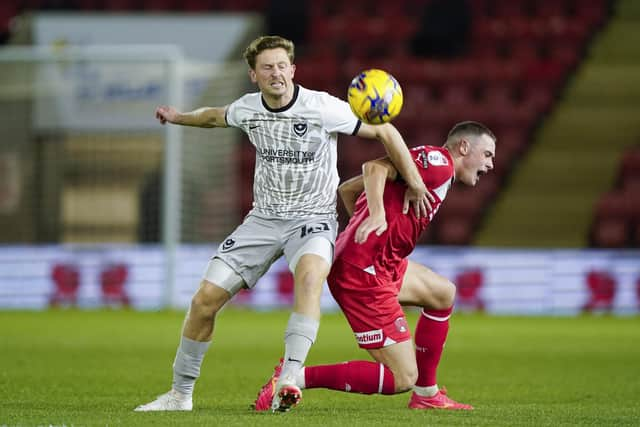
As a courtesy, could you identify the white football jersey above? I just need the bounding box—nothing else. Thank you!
[226,85,360,219]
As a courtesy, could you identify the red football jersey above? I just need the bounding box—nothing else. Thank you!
[336,145,454,279]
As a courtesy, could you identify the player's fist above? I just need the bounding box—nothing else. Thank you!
[155,105,179,125]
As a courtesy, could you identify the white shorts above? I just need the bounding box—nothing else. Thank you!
[202,213,337,292]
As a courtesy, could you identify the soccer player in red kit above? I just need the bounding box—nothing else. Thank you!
[254,121,496,411]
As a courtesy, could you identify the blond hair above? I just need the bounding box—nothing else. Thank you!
[243,35,295,69]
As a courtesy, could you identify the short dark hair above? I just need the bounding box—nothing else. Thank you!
[243,35,295,70]
[446,121,496,145]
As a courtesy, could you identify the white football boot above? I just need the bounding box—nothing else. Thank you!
[270,375,302,413]
[134,389,193,412]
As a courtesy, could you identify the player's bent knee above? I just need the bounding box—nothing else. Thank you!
[406,264,457,310]
[423,276,456,310]
[441,279,456,308]
[393,367,418,392]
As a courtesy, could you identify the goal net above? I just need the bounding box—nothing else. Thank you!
[0,45,247,245]
[0,45,251,306]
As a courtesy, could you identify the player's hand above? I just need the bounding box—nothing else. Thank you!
[155,105,179,125]
[402,185,435,218]
[355,212,387,244]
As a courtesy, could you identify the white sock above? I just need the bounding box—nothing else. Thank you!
[280,312,319,381]
[172,336,211,395]
[414,384,439,397]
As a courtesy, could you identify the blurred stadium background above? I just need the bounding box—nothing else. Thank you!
[1,1,640,426]
[0,0,639,311]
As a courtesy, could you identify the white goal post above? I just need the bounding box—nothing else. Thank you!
[0,44,246,307]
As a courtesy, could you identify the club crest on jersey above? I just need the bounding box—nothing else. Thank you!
[427,151,448,166]
[293,121,308,137]
[221,238,235,251]
[395,316,409,333]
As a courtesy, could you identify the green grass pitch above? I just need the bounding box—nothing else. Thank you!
[1,309,639,426]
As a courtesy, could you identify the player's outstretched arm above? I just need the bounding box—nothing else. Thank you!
[356,122,433,217]
[155,105,228,128]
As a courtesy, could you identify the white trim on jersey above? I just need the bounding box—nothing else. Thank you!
[432,178,452,202]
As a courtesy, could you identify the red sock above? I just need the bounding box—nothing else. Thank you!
[304,361,395,394]
[414,306,453,387]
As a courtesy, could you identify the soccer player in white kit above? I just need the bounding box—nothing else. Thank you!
[135,35,431,413]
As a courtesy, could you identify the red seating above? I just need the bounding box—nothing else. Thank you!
[308,16,345,47]
[575,1,609,27]
[592,219,628,248]
[475,173,500,202]
[591,145,640,247]
[215,0,267,11]
[492,0,530,19]
[547,16,590,45]
[591,189,640,248]
[0,3,17,38]
[477,59,522,85]
[338,138,388,179]
[491,141,519,177]
[521,84,554,114]
[341,57,375,84]
[438,185,487,218]
[440,83,475,108]
[623,174,640,191]
[294,57,340,89]
[140,0,178,11]
[403,59,448,87]
[303,0,605,246]
[411,127,447,148]
[103,0,139,11]
[442,60,484,86]
[620,147,640,184]
[238,139,255,171]
[595,191,633,221]
[237,139,255,216]
[181,0,217,11]
[483,83,517,109]
[535,1,571,19]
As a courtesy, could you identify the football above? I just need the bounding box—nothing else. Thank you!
[347,69,403,124]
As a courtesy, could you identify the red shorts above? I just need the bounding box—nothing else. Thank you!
[327,259,411,349]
